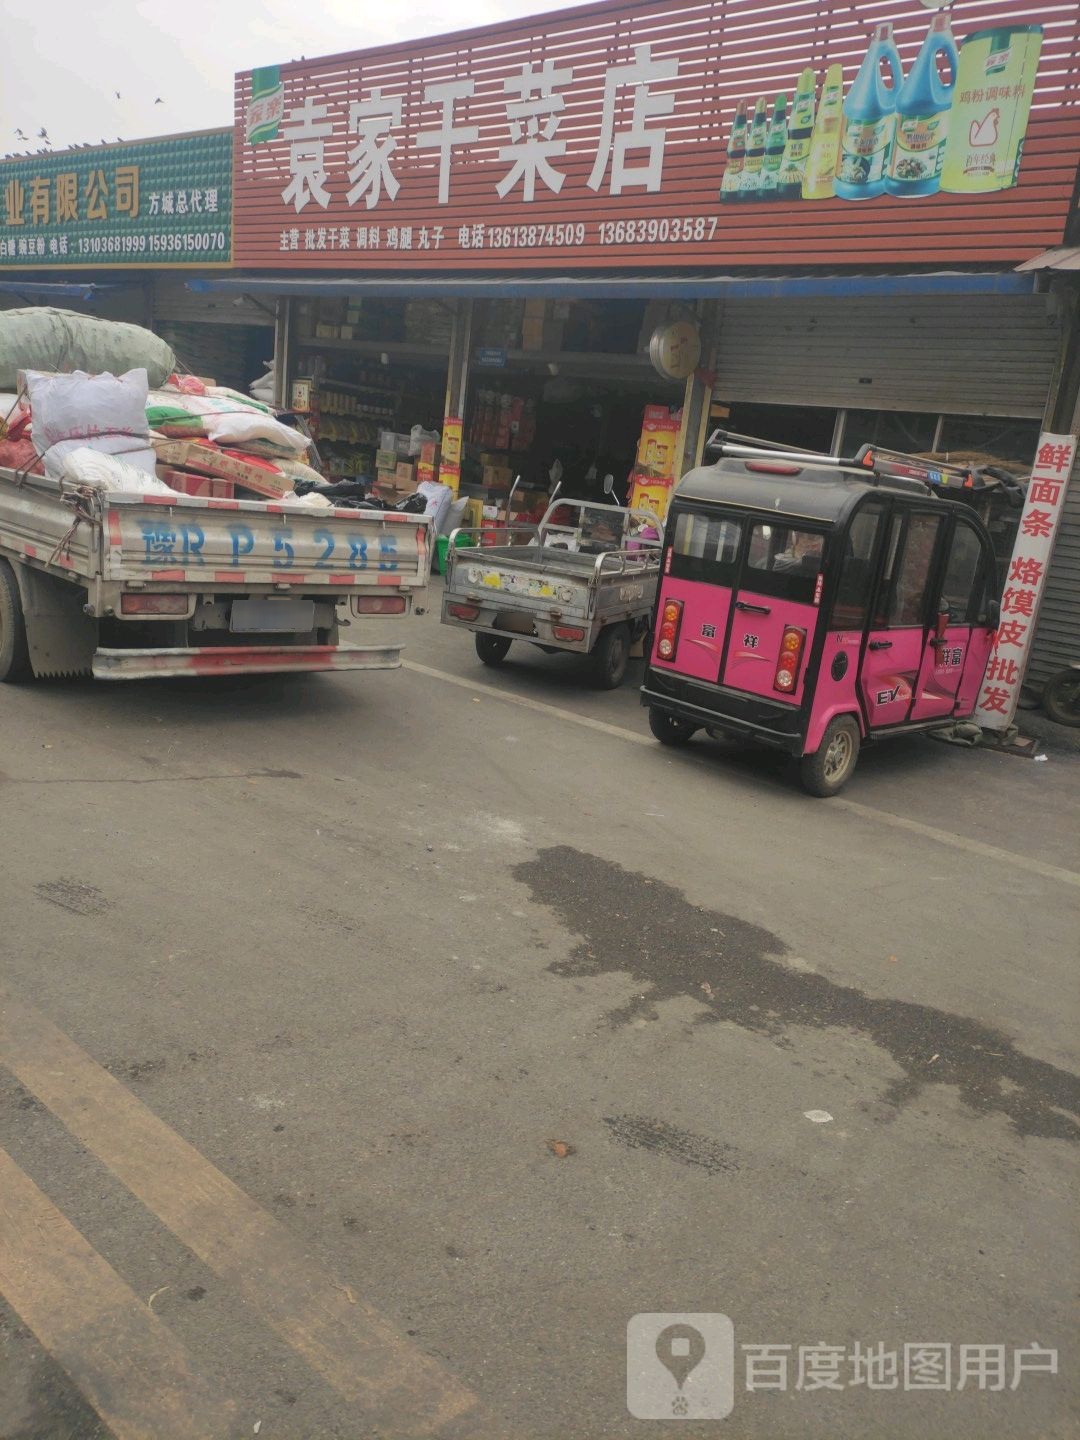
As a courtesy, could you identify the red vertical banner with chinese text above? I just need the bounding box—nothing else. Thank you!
[978,432,1078,730]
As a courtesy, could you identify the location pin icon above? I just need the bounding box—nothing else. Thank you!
[655,1323,706,1390]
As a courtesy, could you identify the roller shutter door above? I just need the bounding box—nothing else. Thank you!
[714,293,1062,418]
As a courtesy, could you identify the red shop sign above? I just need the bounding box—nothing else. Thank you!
[233,0,1080,271]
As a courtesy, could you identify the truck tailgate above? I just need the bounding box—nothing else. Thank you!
[450,553,592,617]
[103,493,431,590]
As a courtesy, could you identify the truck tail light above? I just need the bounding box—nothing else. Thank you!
[553,624,585,641]
[353,595,406,615]
[773,626,806,694]
[120,594,188,616]
[448,603,479,621]
[656,598,684,660]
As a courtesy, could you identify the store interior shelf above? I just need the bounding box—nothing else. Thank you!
[314,377,399,398]
[296,337,451,364]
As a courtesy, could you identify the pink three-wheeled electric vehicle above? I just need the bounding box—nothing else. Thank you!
[641,441,1001,795]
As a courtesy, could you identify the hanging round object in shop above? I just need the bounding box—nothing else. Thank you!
[649,320,701,382]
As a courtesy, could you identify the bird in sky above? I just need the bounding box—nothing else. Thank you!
[37,127,49,140]
[15,128,27,140]
[115,91,121,99]
[155,97,164,105]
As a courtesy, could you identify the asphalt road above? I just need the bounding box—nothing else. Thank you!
[0,606,1077,1440]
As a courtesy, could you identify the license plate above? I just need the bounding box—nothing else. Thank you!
[230,599,316,633]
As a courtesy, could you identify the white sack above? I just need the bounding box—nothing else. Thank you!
[62,447,180,495]
[27,368,155,480]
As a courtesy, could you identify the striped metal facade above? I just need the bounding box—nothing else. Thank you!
[233,0,1080,271]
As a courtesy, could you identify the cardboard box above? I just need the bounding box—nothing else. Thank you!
[375,449,398,471]
[482,464,514,488]
[417,461,437,485]
[635,421,680,480]
[339,324,355,340]
[158,468,235,500]
[419,440,439,466]
[629,475,673,521]
[315,323,340,339]
[152,440,293,496]
[380,430,412,457]
[395,460,416,484]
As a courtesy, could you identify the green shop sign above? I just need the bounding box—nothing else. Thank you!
[0,129,232,268]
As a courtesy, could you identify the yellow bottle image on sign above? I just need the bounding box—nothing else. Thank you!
[739,98,769,200]
[778,69,817,200]
[802,65,844,199]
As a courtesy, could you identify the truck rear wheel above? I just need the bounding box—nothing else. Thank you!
[475,633,512,666]
[0,560,31,683]
[800,716,860,797]
[591,623,629,689]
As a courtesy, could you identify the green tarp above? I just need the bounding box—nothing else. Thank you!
[0,308,176,390]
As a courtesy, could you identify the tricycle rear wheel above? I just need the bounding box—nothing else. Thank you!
[800,715,860,797]
[0,559,31,684]
[648,707,697,747]
[475,633,512,666]
[1044,668,1080,727]
[591,623,630,689]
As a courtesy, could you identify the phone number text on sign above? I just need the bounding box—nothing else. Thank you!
[598,215,719,245]
[69,230,228,257]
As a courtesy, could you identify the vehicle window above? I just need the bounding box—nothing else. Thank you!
[669,511,742,585]
[830,502,885,629]
[744,523,824,603]
[876,513,944,627]
[940,521,985,623]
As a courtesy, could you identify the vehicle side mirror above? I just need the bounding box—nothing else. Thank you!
[935,609,950,640]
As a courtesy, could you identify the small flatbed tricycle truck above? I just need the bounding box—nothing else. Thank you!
[441,497,663,688]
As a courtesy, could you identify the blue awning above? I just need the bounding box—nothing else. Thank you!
[0,279,122,300]
[187,270,1038,302]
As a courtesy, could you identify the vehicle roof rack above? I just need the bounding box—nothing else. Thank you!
[704,429,976,498]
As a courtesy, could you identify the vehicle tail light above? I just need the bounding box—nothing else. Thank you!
[553,624,585,641]
[773,626,806,694]
[120,594,188,616]
[745,460,802,475]
[353,595,406,615]
[448,603,479,621]
[656,598,684,660]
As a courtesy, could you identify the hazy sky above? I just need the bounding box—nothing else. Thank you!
[2,0,576,157]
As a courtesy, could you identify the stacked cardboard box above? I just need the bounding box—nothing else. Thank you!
[152,439,294,500]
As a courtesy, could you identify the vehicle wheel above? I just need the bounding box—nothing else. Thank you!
[1044,669,1080,728]
[800,715,860,796]
[648,707,697,747]
[591,623,630,689]
[0,560,31,683]
[475,633,511,666]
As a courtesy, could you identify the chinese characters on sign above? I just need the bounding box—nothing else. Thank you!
[739,1340,1058,1393]
[977,432,1076,729]
[274,44,678,216]
[0,133,232,267]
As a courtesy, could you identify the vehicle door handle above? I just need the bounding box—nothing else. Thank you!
[868,639,893,650]
[734,601,771,614]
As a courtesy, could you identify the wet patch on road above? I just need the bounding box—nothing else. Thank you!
[604,1115,739,1174]
[515,846,1080,1142]
[33,878,110,916]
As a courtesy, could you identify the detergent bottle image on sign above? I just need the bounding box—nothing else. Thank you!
[941,25,1043,192]
[720,101,748,203]
[760,94,789,197]
[802,65,844,199]
[739,98,769,200]
[835,24,903,200]
[886,13,957,196]
[778,69,817,200]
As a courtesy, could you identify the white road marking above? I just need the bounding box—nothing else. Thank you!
[402,659,1080,890]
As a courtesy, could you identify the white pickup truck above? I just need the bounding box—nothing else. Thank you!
[0,466,432,680]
